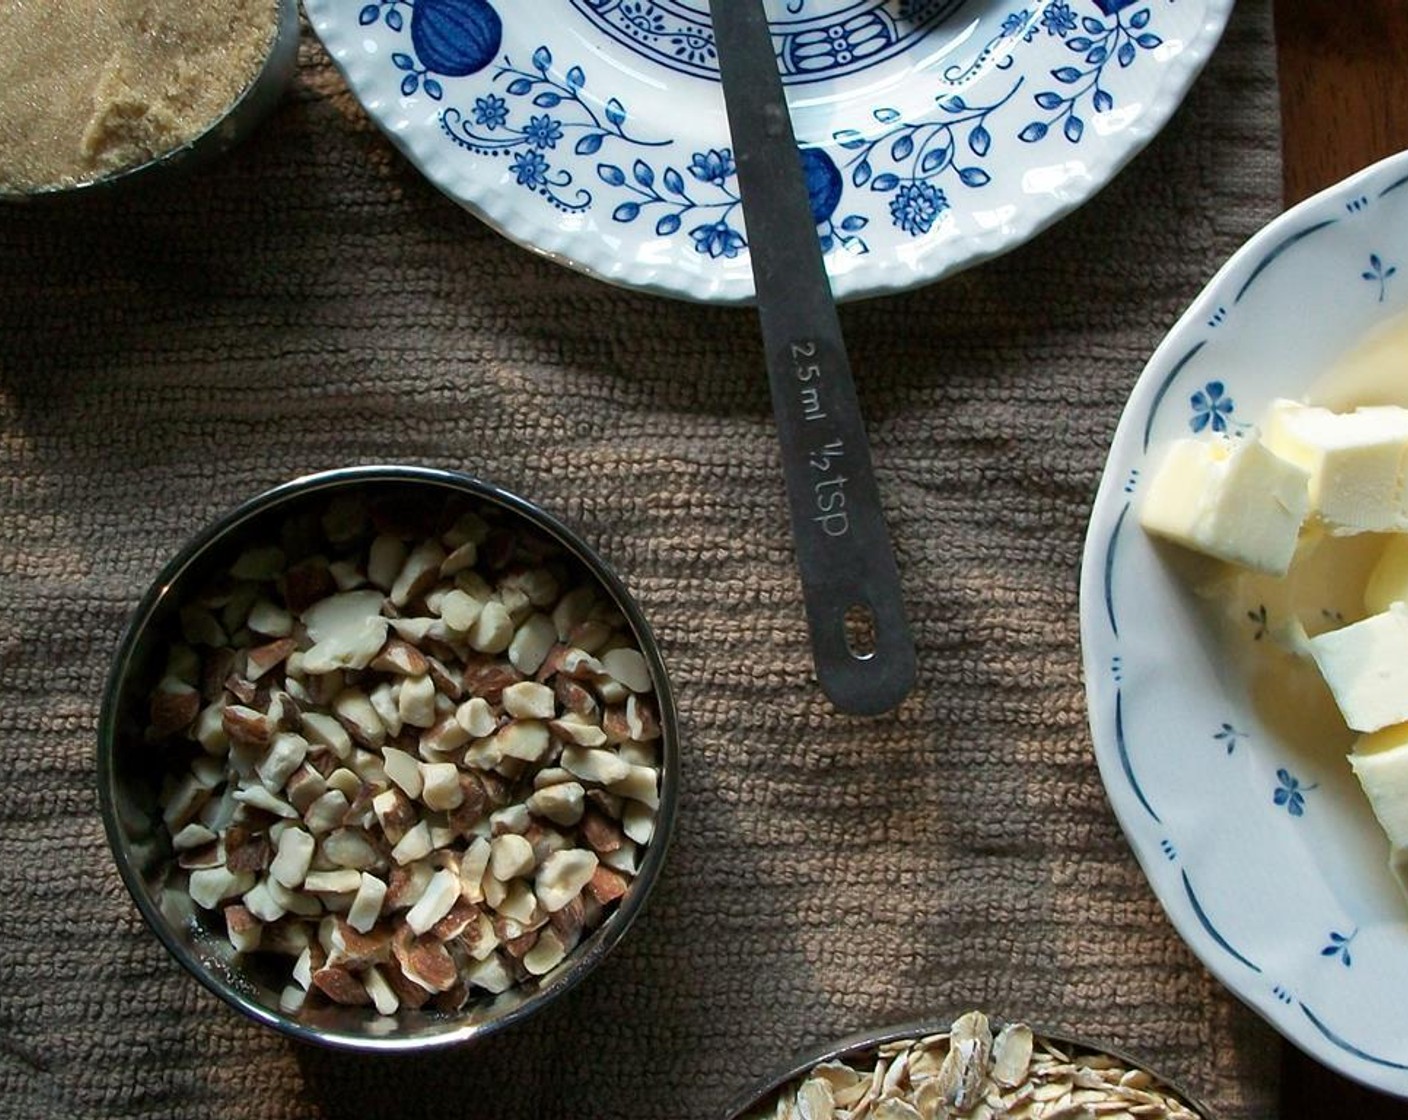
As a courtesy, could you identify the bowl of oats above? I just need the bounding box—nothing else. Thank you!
[724,1011,1217,1120]
[97,465,678,1050]
[0,0,299,199]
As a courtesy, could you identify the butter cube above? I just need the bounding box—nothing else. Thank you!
[1139,435,1310,575]
[1308,603,1408,732]
[1365,534,1408,615]
[1350,722,1408,897]
[1262,399,1408,533]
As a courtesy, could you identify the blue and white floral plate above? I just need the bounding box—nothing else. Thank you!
[1081,150,1408,1097]
[304,0,1232,303]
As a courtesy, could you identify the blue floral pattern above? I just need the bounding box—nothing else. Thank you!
[1364,253,1399,302]
[339,0,1190,263]
[1274,768,1316,817]
[1189,381,1234,434]
[1322,929,1358,968]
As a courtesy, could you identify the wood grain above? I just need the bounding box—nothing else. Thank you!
[1276,0,1408,205]
[1275,0,1408,1114]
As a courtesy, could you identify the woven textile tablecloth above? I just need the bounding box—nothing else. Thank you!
[0,3,1285,1117]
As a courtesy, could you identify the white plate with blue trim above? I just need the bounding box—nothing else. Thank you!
[1081,149,1408,1097]
[304,0,1233,303]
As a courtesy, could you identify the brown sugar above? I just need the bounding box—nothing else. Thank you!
[0,0,278,192]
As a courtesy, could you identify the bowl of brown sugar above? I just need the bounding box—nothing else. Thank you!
[0,0,299,199]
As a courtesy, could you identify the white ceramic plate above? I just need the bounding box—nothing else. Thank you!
[1081,150,1408,1096]
[304,0,1232,303]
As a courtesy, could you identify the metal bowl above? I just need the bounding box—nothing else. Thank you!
[722,1016,1219,1120]
[97,465,679,1051]
[1,0,299,202]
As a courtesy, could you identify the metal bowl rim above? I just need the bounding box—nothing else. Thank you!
[97,463,680,1052]
[719,1015,1221,1120]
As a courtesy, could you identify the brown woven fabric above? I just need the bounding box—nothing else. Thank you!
[0,3,1284,1117]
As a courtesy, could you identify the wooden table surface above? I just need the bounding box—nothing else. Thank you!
[1274,0,1408,1114]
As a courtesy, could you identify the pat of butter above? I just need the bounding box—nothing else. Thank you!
[1308,603,1408,732]
[1350,723,1408,897]
[1261,398,1408,533]
[1139,434,1310,575]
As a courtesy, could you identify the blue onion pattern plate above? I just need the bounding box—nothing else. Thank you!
[304,0,1232,303]
[1081,150,1408,1097]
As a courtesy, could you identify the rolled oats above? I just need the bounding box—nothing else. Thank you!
[745,1014,1205,1120]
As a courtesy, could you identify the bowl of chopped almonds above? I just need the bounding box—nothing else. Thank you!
[97,464,678,1050]
[724,1011,1217,1120]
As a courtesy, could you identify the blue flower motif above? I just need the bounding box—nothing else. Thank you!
[473,94,509,130]
[1274,768,1316,817]
[1321,929,1357,967]
[689,148,736,186]
[888,181,949,236]
[1001,10,1031,35]
[1189,381,1234,433]
[510,149,551,189]
[1041,2,1078,36]
[523,113,565,150]
[689,221,746,259]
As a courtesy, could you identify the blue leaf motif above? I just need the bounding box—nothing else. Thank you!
[1094,89,1115,112]
[506,78,534,96]
[938,95,967,112]
[958,166,991,187]
[359,4,380,25]
[663,167,685,195]
[423,77,443,100]
[870,172,901,192]
[633,159,654,188]
[1064,115,1085,143]
[969,126,991,157]
[534,92,563,108]
[834,129,867,150]
[567,66,586,89]
[891,134,915,161]
[1019,121,1049,143]
[920,148,949,174]
[1035,92,1064,110]
[1068,35,1093,50]
[1082,16,1106,33]
[1086,46,1108,65]
[819,234,835,254]
[385,6,403,32]
[1136,33,1163,49]
[598,163,627,187]
[874,107,902,123]
[532,46,553,72]
[656,213,682,236]
[840,215,869,232]
[401,73,420,96]
[1130,8,1151,28]
[1118,41,1137,67]
[1052,66,1083,84]
[392,52,416,71]
[605,98,627,127]
[575,133,604,156]
[852,160,873,187]
[613,201,641,222]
